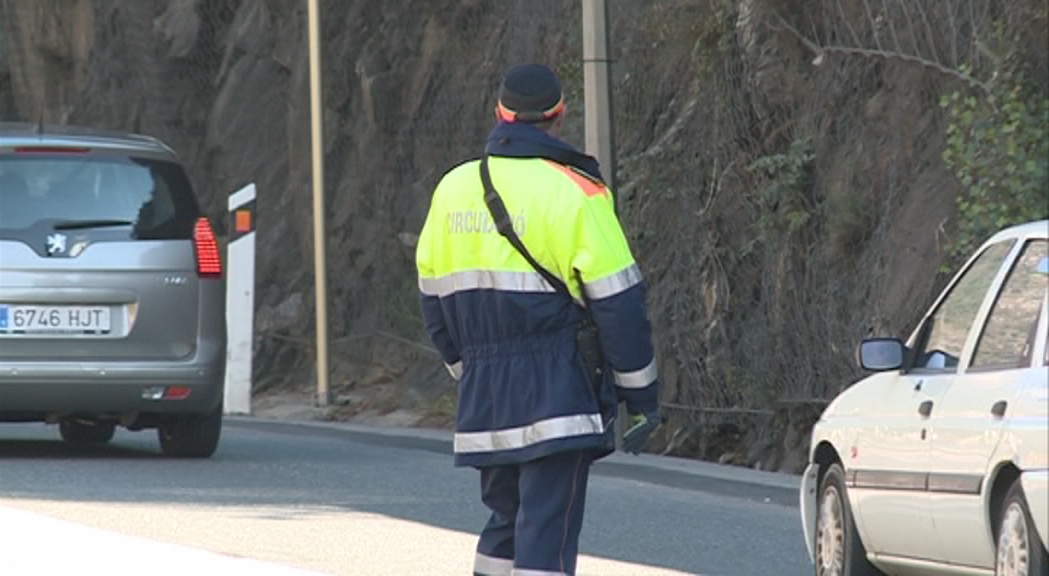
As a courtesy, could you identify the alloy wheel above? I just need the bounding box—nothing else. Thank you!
[997,501,1030,576]
[816,484,845,576]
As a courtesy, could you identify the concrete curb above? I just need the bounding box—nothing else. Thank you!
[226,416,801,505]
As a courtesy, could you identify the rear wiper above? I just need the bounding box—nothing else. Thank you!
[52,219,135,230]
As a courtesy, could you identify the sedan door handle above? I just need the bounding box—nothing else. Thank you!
[991,400,1007,418]
[919,400,934,418]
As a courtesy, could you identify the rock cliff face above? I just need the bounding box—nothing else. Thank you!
[1,0,582,382]
[2,0,1044,470]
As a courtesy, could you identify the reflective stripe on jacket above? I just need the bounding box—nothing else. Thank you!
[416,154,659,467]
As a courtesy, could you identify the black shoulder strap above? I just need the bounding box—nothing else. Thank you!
[479,156,571,297]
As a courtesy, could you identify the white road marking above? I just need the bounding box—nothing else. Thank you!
[0,506,328,576]
[1,501,698,575]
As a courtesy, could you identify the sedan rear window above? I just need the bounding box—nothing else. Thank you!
[0,155,200,240]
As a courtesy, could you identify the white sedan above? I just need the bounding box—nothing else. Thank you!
[800,220,1049,575]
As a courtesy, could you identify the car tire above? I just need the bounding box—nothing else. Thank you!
[996,480,1049,576]
[815,463,883,576]
[59,420,116,445]
[157,405,222,458]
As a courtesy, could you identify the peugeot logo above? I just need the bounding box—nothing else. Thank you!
[46,233,67,256]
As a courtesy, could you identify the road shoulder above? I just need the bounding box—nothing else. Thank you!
[226,416,800,507]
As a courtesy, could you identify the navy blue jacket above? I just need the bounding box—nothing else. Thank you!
[417,123,659,467]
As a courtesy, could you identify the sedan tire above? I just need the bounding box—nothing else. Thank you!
[996,480,1049,576]
[815,463,883,576]
[59,420,116,445]
[157,405,222,458]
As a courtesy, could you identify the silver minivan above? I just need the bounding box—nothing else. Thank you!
[0,124,226,457]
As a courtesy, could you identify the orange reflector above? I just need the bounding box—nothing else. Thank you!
[163,386,192,400]
[235,209,252,233]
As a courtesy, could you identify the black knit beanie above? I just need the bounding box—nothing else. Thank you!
[497,64,564,123]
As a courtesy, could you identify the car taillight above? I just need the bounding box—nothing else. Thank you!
[193,217,222,278]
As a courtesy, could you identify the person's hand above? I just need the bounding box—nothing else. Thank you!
[622,409,660,454]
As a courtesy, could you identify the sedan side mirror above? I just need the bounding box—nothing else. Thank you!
[859,337,905,371]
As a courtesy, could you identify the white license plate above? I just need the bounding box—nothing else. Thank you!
[0,304,111,333]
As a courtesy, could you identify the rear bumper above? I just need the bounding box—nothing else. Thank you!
[1021,469,1049,553]
[0,350,224,417]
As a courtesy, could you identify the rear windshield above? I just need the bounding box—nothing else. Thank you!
[0,154,200,240]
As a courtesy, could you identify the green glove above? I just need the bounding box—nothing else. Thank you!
[622,409,660,454]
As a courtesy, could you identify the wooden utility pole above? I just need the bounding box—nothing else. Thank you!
[582,0,618,208]
[582,0,625,445]
[307,0,330,406]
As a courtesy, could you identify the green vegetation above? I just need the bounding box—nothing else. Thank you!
[746,138,816,239]
[942,63,1049,266]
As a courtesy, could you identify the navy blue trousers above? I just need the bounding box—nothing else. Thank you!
[472,450,592,576]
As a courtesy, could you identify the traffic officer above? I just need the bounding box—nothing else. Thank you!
[416,63,661,576]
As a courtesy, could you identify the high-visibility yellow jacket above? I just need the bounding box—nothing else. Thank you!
[416,124,659,467]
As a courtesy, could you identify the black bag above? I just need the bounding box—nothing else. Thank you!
[479,156,605,387]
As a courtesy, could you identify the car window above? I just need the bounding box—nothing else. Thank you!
[971,240,1049,369]
[0,155,199,240]
[912,241,1014,371]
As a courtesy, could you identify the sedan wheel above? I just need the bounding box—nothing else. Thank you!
[815,463,882,576]
[997,481,1048,576]
[817,484,845,575]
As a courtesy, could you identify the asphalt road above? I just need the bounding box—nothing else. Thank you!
[0,419,810,575]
